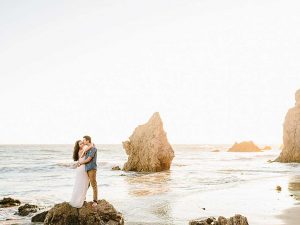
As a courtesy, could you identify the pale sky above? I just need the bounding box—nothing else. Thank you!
[0,0,299,144]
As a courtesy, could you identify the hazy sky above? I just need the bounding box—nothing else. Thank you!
[0,0,299,144]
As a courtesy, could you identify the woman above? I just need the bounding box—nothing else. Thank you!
[69,140,91,208]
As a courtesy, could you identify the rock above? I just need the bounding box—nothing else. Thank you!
[189,214,248,225]
[211,149,220,152]
[228,141,261,152]
[262,146,272,150]
[18,204,38,216]
[0,197,21,208]
[31,211,48,222]
[44,200,124,225]
[122,112,175,172]
[276,185,282,192]
[112,166,121,171]
[276,89,300,163]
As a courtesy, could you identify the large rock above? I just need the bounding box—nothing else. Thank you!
[122,112,175,172]
[276,89,300,162]
[44,200,124,225]
[0,197,21,208]
[189,214,249,225]
[228,141,261,152]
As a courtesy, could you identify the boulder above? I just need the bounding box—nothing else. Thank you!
[44,200,124,225]
[276,89,300,162]
[0,197,21,208]
[189,214,249,225]
[31,210,48,222]
[18,203,39,216]
[122,112,175,172]
[228,141,261,152]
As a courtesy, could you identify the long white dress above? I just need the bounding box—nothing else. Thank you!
[69,149,89,208]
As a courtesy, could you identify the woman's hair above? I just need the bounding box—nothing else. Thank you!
[73,140,81,161]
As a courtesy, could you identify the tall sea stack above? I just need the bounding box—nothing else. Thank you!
[276,89,300,162]
[122,112,175,172]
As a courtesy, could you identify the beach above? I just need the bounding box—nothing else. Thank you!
[0,144,299,224]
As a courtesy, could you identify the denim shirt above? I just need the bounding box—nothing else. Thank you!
[85,146,97,172]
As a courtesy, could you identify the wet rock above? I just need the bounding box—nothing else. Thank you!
[31,211,48,222]
[122,112,175,172]
[228,141,261,152]
[112,166,121,170]
[211,150,220,152]
[0,197,21,208]
[44,200,124,225]
[276,89,300,163]
[189,214,249,225]
[18,204,39,216]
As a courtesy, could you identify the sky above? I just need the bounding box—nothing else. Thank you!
[0,0,299,144]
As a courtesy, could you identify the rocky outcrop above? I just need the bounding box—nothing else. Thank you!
[44,200,124,225]
[228,141,261,152]
[31,211,48,222]
[276,89,300,163]
[262,146,272,150]
[189,214,249,225]
[18,203,38,216]
[122,112,175,172]
[0,197,21,208]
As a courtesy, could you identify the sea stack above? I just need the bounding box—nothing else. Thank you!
[228,141,261,152]
[276,89,300,163]
[122,112,175,172]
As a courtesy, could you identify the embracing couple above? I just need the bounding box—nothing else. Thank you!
[70,135,98,208]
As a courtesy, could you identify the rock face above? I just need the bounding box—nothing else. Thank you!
[189,214,249,225]
[228,141,261,152]
[18,203,38,216]
[0,197,21,208]
[122,112,175,172]
[44,200,124,225]
[276,89,300,163]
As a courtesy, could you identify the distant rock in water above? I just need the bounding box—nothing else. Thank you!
[276,89,300,163]
[189,214,249,225]
[211,149,220,152]
[18,204,39,216]
[44,200,124,225]
[228,141,261,152]
[112,166,121,170]
[122,112,175,172]
[262,145,272,150]
[0,197,21,208]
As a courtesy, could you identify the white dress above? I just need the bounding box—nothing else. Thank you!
[69,149,89,208]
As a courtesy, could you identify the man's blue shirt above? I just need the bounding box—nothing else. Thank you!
[85,146,97,171]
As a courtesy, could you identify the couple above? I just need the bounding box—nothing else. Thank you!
[70,135,98,208]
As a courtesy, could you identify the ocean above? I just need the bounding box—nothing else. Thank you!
[0,144,299,225]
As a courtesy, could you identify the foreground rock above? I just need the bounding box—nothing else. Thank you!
[228,141,261,152]
[122,112,175,172]
[0,197,21,208]
[44,200,124,225]
[18,203,39,216]
[189,214,249,225]
[31,210,48,222]
[276,89,300,163]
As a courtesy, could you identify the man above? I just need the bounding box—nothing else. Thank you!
[79,135,98,207]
